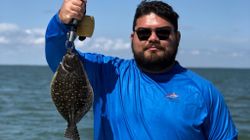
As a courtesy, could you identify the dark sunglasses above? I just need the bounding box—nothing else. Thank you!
[135,27,172,41]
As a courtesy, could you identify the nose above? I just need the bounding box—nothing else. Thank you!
[148,31,159,41]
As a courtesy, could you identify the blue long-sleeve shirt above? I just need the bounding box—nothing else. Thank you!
[45,13,238,140]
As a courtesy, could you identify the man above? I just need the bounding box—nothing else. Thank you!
[45,0,238,139]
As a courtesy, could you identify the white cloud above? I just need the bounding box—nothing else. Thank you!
[20,36,45,46]
[113,39,130,50]
[0,23,45,47]
[0,22,132,65]
[74,37,132,59]
[0,22,249,67]
[231,52,242,57]
[190,50,200,55]
[177,46,250,68]
[0,36,9,44]
[0,23,19,32]
[212,35,250,45]
[76,37,130,51]
[25,28,45,36]
[33,37,45,45]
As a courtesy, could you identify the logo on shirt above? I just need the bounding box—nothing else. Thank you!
[165,92,179,99]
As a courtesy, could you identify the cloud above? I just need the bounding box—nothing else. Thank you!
[75,37,132,58]
[0,23,133,64]
[0,36,9,44]
[190,50,200,55]
[0,23,46,65]
[0,23,45,47]
[76,37,130,51]
[177,46,250,68]
[22,29,45,46]
[179,47,250,57]
[211,35,250,45]
[0,23,19,32]
[0,22,249,68]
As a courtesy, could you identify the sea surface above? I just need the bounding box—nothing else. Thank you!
[0,65,249,140]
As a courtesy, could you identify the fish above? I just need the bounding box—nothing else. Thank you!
[50,48,93,140]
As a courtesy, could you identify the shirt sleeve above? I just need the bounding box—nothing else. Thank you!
[78,52,122,95]
[45,12,70,72]
[203,84,238,140]
[45,12,122,97]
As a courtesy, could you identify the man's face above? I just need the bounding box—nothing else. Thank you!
[131,13,180,73]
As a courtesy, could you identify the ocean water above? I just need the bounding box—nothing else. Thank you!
[0,65,249,140]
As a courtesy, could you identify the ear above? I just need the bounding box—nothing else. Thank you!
[176,31,181,46]
[177,31,181,42]
[130,32,135,41]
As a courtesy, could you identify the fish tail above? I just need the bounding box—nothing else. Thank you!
[64,123,80,140]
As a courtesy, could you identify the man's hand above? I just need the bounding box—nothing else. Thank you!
[59,0,87,24]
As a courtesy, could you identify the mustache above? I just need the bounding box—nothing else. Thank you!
[144,43,163,50]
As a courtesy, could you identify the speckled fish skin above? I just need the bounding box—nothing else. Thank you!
[50,49,93,140]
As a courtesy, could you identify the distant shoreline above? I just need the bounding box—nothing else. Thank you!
[0,64,249,70]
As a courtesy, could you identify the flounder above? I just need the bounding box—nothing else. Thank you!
[50,48,93,140]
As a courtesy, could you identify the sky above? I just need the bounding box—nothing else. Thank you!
[0,0,250,68]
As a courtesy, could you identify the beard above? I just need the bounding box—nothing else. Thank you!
[132,42,178,73]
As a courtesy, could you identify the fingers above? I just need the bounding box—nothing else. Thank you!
[70,5,83,20]
[59,0,87,24]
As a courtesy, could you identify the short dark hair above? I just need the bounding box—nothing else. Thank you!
[132,0,179,32]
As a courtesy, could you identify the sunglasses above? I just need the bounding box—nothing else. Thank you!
[135,27,172,41]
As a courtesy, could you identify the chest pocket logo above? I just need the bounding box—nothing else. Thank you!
[165,92,179,99]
